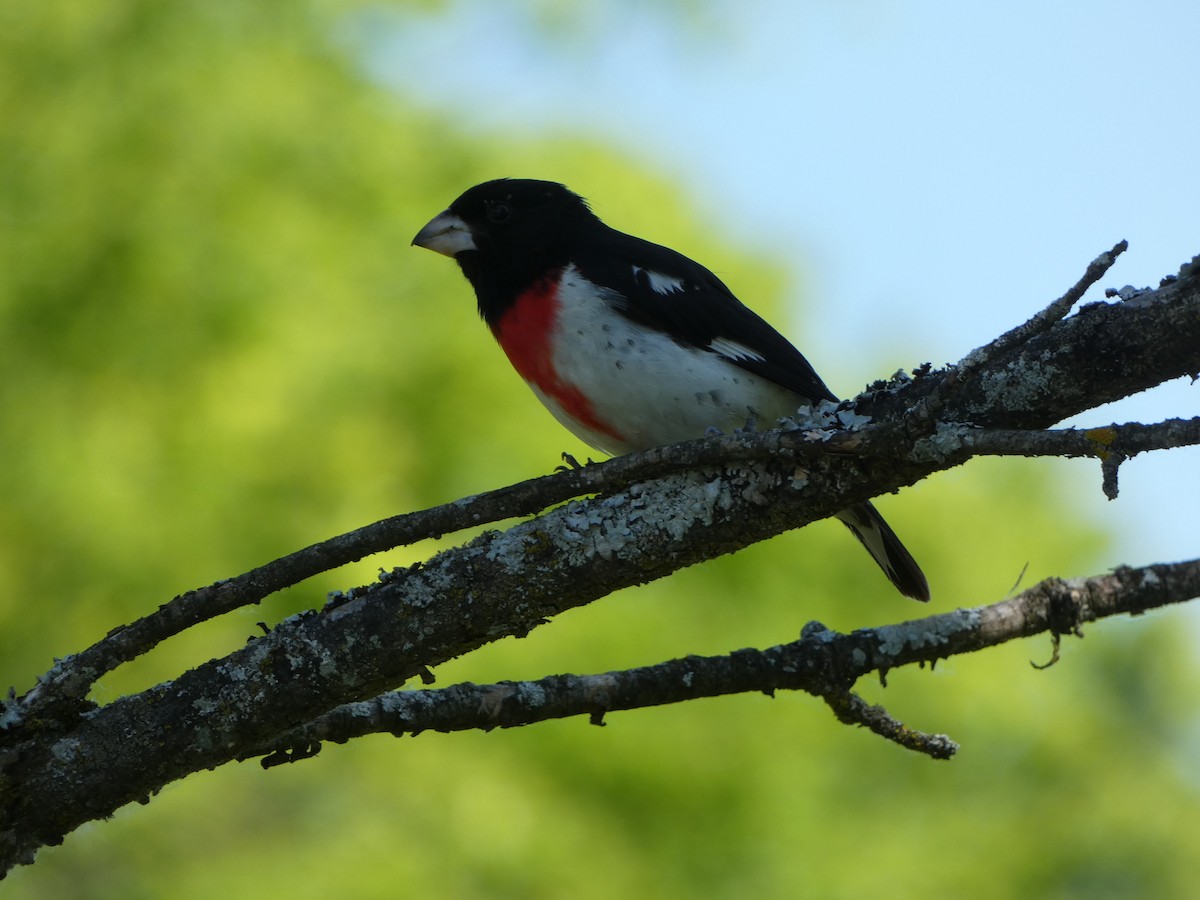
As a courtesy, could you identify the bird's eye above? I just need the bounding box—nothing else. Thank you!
[487,202,512,224]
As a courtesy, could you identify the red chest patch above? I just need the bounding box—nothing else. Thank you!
[491,275,624,444]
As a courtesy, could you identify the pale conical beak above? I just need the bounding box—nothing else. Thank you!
[412,211,476,257]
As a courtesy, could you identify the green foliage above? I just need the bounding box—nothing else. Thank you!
[2,3,1197,898]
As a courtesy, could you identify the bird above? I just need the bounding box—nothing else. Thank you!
[412,179,929,601]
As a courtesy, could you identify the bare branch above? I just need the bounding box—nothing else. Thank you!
[951,417,1200,461]
[246,559,1200,764]
[904,239,1128,429]
[820,691,958,760]
[960,239,1129,371]
[908,416,1200,499]
[866,250,1200,431]
[25,428,815,706]
[954,417,1200,500]
[31,400,1200,713]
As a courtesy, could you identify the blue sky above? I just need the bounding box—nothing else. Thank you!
[369,0,1198,568]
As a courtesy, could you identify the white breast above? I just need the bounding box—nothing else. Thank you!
[530,267,802,456]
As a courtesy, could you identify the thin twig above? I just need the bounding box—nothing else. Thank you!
[906,240,1128,429]
[911,417,1200,464]
[961,239,1129,370]
[821,690,958,759]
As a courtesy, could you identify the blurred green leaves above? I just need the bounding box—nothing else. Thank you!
[1,3,1197,898]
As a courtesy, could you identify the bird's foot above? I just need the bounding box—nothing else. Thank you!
[555,451,592,472]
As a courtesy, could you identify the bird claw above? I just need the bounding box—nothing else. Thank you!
[555,451,590,472]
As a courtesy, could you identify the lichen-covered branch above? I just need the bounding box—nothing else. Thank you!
[247,559,1199,765]
[1,248,1199,877]
[23,251,1198,711]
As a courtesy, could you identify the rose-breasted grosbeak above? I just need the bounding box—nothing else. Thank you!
[412,179,929,601]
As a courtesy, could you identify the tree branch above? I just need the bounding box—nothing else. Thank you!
[247,558,1199,765]
[21,243,1197,710]
[904,239,1129,429]
[2,247,1199,877]
[24,406,1200,716]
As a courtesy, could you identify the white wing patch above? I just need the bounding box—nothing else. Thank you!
[632,265,686,295]
[708,336,765,363]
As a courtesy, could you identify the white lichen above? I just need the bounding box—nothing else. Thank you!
[876,608,980,656]
[910,423,971,463]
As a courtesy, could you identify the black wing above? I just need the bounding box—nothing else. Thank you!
[574,227,837,404]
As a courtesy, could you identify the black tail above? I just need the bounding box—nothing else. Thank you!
[836,502,930,601]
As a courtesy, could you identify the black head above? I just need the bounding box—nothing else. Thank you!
[412,179,601,320]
